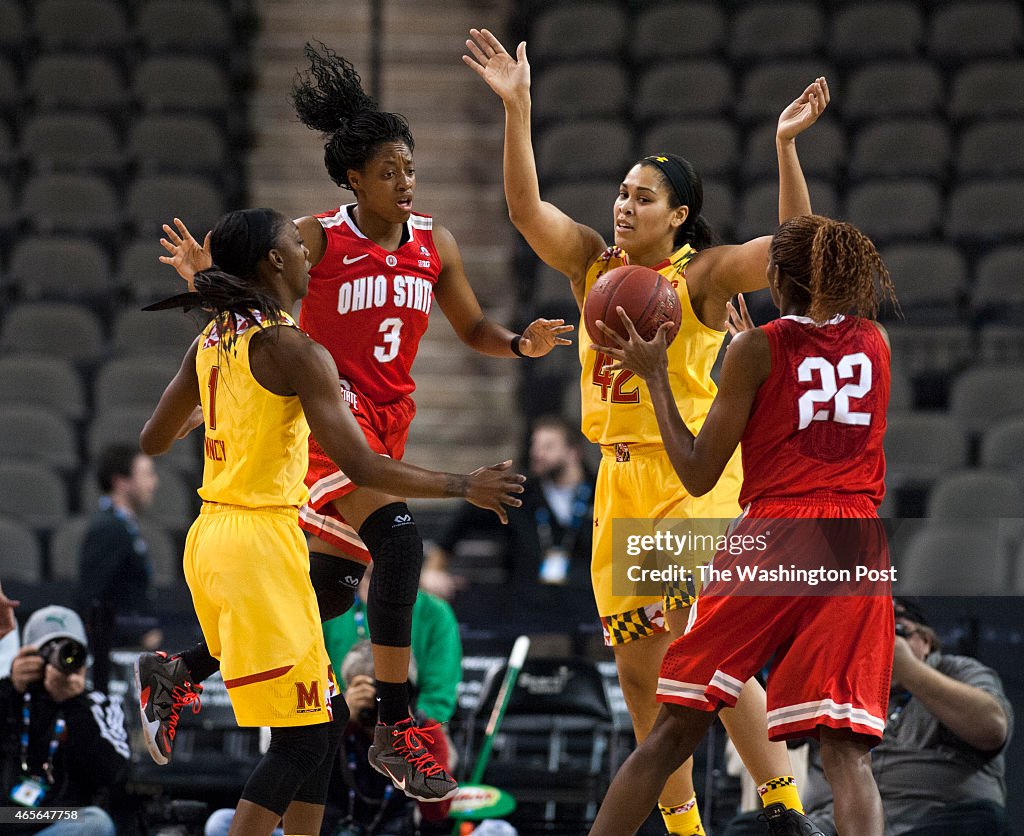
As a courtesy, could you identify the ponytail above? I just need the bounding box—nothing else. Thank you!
[292,42,414,189]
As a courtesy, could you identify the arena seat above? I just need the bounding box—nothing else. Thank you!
[536,119,634,184]
[737,61,835,123]
[118,236,181,303]
[735,179,837,243]
[0,355,86,420]
[928,2,1024,64]
[956,120,1024,177]
[531,61,628,124]
[729,3,825,61]
[945,179,1024,245]
[93,355,187,413]
[845,179,942,241]
[20,172,121,239]
[48,515,90,582]
[31,0,131,53]
[528,2,628,65]
[972,246,1024,324]
[8,235,113,301]
[641,119,737,179]
[630,2,726,63]
[634,60,732,121]
[111,309,204,359]
[981,419,1024,476]
[0,405,79,473]
[134,56,231,115]
[878,242,965,324]
[949,60,1024,120]
[137,0,234,54]
[844,61,944,122]
[125,174,224,236]
[829,2,923,62]
[546,181,617,242]
[848,119,951,181]
[0,515,42,584]
[19,113,124,175]
[950,366,1024,436]
[897,522,1009,595]
[0,462,68,533]
[26,55,129,113]
[0,302,105,366]
[129,114,226,175]
[927,469,1024,519]
[884,413,968,486]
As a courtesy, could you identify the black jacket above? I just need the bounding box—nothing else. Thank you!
[0,677,129,813]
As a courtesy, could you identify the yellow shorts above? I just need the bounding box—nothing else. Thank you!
[183,503,335,727]
[591,442,742,643]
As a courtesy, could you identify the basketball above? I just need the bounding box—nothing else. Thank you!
[583,265,681,350]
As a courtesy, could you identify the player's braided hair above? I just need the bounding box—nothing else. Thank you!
[192,208,290,347]
[769,214,898,323]
[292,42,415,190]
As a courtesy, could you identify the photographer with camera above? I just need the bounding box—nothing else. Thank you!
[0,606,130,834]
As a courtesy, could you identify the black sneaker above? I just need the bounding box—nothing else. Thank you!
[758,803,826,836]
[367,717,458,802]
[134,651,202,765]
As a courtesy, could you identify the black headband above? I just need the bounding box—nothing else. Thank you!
[644,154,698,214]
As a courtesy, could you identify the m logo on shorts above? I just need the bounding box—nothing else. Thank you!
[296,680,322,713]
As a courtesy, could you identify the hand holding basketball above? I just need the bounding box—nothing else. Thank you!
[583,264,681,349]
[591,307,674,382]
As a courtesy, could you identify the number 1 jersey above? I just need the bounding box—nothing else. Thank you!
[739,315,890,508]
[300,204,441,405]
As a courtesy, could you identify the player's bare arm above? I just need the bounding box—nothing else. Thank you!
[596,309,770,496]
[463,27,606,302]
[259,326,526,520]
[432,223,573,357]
[140,337,202,455]
[690,77,830,314]
[294,215,329,267]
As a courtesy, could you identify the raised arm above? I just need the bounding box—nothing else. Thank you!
[595,310,770,496]
[432,224,573,357]
[269,328,526,522]
[696,77,831,301]
[464,28,606,304]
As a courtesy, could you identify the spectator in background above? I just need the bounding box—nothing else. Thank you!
[724,597,1013,835]
[423,415,597,637]
[0,606,130,835]
[77,444,162,693]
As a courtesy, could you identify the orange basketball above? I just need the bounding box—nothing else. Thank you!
[583,264,681,349]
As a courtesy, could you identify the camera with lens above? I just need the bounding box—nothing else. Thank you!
[38,638,88,675]
[894,621,909,638]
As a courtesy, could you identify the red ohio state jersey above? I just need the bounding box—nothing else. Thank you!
[300,204,441,404]
[739,315,890,508]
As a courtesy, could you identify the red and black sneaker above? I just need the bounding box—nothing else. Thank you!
[367,717,458,802]
[134,651,202,765]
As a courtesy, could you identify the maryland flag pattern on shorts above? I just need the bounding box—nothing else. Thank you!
[604,606,662,645]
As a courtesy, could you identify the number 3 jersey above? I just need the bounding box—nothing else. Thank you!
[739,315,890,508]
[300,204,441,405]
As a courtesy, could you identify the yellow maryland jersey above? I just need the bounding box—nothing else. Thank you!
[579,245,725,445]
[196,310,310,508]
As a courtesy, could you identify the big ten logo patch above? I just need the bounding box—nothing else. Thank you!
[295,680,322,713]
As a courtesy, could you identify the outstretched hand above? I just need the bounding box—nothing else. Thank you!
[159,217,213,290]
[591,307,673,381]
[463,28,531,102]
[465,460,526,525]
[777,77,830,141]
[518,318,574,357]
[726,293,755,336]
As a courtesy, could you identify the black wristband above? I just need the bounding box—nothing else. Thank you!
[511,335,527,358]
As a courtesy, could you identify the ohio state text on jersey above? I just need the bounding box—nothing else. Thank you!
[300,204,441,404]
[739,315,891,508]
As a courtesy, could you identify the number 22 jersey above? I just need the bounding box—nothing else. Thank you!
[299,204,441,405]
[739,314,890,508]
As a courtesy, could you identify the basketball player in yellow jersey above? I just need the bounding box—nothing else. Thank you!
[139,208,524,836]
[467,29,831,834]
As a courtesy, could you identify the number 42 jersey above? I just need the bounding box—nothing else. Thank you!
[739,314,891,508]
[299,204,441,405]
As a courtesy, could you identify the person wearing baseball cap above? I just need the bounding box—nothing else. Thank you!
[0,605,129,834]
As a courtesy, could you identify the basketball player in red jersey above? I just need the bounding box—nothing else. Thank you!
[137,44,571,799]
[588,215,899,836]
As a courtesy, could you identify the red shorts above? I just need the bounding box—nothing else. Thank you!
[656,494,894,745]
[298,392,416,560]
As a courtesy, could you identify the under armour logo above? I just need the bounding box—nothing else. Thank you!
[393,514,413,525]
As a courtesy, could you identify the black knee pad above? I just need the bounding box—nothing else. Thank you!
[292,695,347,805]
[359,503,423,647]
[309,552,365,622]
[240,723,330,815]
